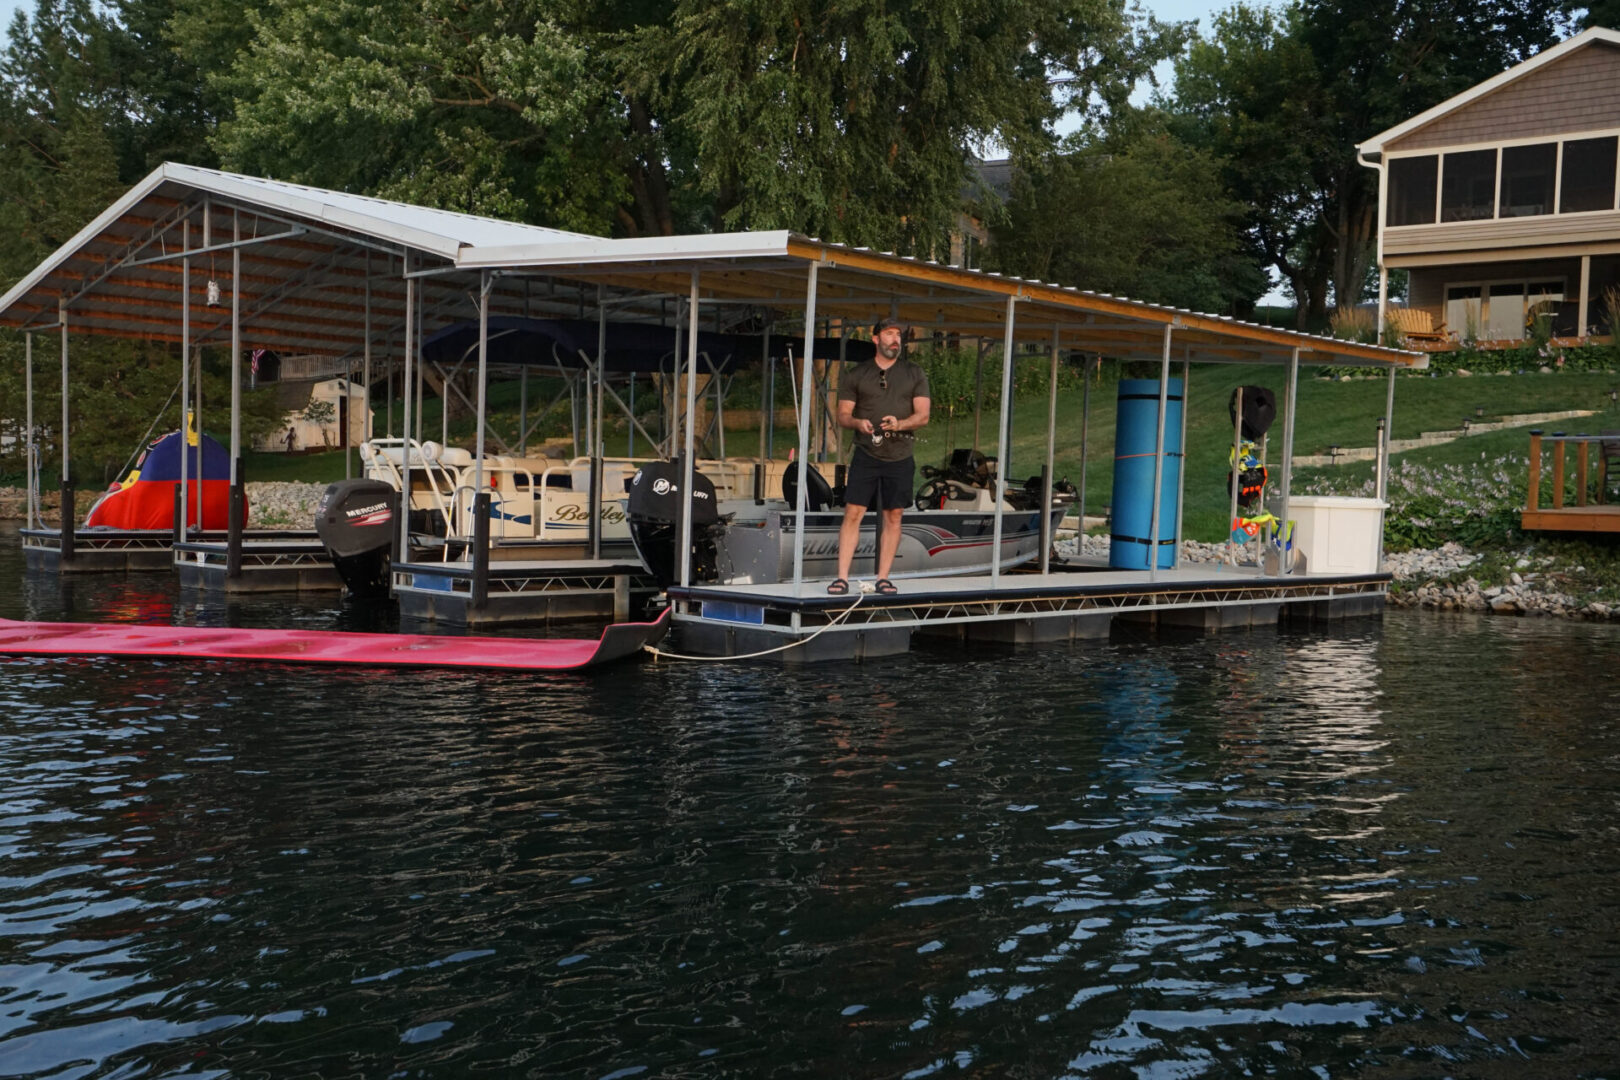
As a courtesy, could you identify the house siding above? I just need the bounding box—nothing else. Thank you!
[1384,209,1620,257]
[1387,43,1620,152]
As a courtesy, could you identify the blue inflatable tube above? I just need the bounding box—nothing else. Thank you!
[1109,378,1183,570]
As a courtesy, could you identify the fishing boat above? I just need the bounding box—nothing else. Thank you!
[625,450,1074,588]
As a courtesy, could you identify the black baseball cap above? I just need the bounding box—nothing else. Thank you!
[872,316,908,334]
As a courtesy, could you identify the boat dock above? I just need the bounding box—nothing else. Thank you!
[393,556,656,625]
[1,163,1428,661]
[665,564,1389,662]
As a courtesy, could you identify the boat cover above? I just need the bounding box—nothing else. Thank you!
[423,316,875,373]
[0,608,669,671]
[85,428,236,530]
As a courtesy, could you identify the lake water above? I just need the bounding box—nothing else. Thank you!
[1,521,1617,1078]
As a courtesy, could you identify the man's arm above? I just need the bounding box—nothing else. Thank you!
[886,397,931,433]
[838,398,875,435]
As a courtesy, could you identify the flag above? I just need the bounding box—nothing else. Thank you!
[250,349,264,374]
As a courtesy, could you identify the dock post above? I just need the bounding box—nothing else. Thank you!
[172,487,184,545]
[614,575,630,622]
[59,483,74,564]
[25,333,35,529]
[680,270,702,589]
[59,298,71,563]
[472,491,490,610]
[228,210,243,578]
[1552,433,1566,509]
[1228,387,1243,558]
[1278,346,1300,573]
[1577,438,1589,506]
[1147,322,1173,582]
[1378,366,1396,503]
[991,294,1019,585]
[791,262,819,593]
[1174,350,1191,568]
[1042,324,1059,573]
[228,456,245,578]
[179,219,190,545]
[1078,356,1091,533]
[1527,431,1542,510]
[397,265,416,564]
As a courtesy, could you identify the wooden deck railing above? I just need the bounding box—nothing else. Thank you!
[1525,430,1617,511]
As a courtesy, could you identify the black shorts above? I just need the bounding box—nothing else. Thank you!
[844,452,914,510]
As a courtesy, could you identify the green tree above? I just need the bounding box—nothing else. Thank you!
[987,110,1263,313]
[629,0,1184,251]
[206,0,1184,251]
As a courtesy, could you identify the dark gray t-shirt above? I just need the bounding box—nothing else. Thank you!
[838,358,931,463]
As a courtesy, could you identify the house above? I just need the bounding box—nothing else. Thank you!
[1359,27,1620,346]
[250,377,370,453]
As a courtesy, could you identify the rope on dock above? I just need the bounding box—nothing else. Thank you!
[642,591,868,662]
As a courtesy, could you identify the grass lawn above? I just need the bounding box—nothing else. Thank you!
[236,364,1620,543]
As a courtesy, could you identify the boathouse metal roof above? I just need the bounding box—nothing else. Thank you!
[0,162,1425,370]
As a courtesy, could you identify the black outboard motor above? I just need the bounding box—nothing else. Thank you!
[315,478,399,598]
[626,460,721,589]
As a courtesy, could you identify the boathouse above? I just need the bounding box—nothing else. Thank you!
[1,163,1426,656]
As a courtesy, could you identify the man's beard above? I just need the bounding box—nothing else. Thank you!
[878,340,901,360]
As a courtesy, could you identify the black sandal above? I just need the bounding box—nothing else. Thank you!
[874,578,898,595]
[826,578,849,595]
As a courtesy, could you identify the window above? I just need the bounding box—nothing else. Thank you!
[1499,143,1556,217]
[1387,155,1437,225]
[1560,136,1618,213]
[1441,150,1498,222]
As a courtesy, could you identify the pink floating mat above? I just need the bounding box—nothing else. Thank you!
[0,608,669,672]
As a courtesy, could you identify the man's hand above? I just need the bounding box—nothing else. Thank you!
[857,418,876,435]
[880,415,901,433]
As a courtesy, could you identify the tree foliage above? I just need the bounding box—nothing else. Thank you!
[987,110,1264,313]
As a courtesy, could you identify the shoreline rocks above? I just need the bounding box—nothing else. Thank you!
[0,482,328,529]
[1056,535,1617,622]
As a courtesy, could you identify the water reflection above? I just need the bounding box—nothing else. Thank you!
[1,522,1618,1075]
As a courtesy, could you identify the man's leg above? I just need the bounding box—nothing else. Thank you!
[876,507,905,579]
[836,501,867,582]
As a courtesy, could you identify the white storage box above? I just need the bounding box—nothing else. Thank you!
[1282,496,1387,575]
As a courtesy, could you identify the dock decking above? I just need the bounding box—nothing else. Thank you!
[665,564,1390,662]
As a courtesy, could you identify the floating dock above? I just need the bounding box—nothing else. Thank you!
[0,608,669,671]
[664,565,1389,662]
[393,557,657,626]
[172,535,341,593]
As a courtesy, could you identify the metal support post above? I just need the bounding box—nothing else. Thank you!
[397,267,416,562]
[990,295,1018,585]
[1040,325,1060,573]
[679,271,702,588]
[1278,347,1300,573]
[58,302,73,561]
[790,262,820,591]
[179,221,190,543]
[1147,323,1173,582]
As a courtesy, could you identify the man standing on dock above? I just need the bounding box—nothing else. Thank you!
[829,317,930,595]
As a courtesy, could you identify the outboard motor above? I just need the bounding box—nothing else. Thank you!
[315,478,399,598]
[626,460,721,589]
